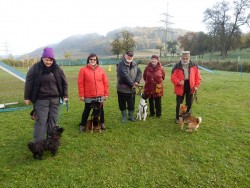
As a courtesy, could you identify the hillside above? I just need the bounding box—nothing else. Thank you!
[24,27,188,59]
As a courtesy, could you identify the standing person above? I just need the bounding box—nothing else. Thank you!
[24,47,68,142]
[171,51,201,123]
[78,53,109,132]
[143,55,165,118]
[117,51,142,123]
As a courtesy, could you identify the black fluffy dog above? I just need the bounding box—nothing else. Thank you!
[28,126,64,160]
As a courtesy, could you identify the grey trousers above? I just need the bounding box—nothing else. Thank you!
[33,98,60,142]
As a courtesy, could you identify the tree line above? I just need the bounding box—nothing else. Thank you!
[111,0,250,60]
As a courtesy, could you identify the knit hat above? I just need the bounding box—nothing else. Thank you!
[151,55,159,60]
[42,47,55,59]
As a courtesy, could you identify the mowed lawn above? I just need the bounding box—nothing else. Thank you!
[0,64,249,187]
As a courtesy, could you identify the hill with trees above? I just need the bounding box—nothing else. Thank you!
[22,27,187,59]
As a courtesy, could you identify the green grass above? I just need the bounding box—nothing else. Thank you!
[0,65,249,187]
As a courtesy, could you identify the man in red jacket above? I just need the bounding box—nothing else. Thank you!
[171,51,201,123]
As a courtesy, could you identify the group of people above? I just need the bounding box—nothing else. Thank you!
[24,47,201,142]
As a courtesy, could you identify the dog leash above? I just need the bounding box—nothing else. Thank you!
[192,90,198,104]
[137,85,144,95]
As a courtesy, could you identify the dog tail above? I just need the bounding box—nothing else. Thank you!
[197,117,202,124]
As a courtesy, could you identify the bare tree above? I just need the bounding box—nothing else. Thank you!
[203,0,250,59]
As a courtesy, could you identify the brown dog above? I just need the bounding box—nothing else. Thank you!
[86,114,102,133]
[179,104,202,132]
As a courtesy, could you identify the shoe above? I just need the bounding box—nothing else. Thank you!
[101,123,106,130]
[79,124,86,132]
[175,119,180,124]
[149,114,155,117]
[156,115,161,118]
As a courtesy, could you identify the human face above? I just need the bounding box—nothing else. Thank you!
[42,58,54,67]
[89,57,97,66]
[125,54,133,63]
[181,54,190,64]
[151,58,158,66]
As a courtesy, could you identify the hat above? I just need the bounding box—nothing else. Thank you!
[151,55,159,60]
[126,51,134,57]
[42,47,55,59]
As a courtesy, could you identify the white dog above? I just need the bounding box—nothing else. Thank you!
[136,94,148,121]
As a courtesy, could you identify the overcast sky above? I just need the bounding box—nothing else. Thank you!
[0,0,248,56]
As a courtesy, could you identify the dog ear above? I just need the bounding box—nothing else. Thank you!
[141,93,148,100]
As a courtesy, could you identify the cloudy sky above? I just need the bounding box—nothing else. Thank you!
[0,0,248,56]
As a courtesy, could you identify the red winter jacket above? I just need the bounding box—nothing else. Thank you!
[78,64,109,98]
[171,61,201,96]
[143,62,165,98]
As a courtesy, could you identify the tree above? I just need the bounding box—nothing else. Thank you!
[178,32,210,57]
[155,42,164,57]
[111,37,122,58]
[167,41,178,56]
[120,30,136,52]
[64,51,72,59]
[203,0,250,59]
[110,30,136,58]
[241,32,250,49]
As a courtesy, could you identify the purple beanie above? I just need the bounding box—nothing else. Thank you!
[42,47,55,59]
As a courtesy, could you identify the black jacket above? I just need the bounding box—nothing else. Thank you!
[24,60,68,103]
[116,58,142,93]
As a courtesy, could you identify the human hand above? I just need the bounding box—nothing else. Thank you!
[194,87,198,91]
[179,80,184,85]
[134,82,139,86]
[24,100,30,105]
[64,97,68,102]
[79,97,84,101]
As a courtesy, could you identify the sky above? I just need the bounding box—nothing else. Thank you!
[0,0,248,56]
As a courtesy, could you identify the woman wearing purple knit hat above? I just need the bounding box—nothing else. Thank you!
[24,47,68,144]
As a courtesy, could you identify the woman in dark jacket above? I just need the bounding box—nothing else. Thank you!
[24,47,68,142]
[143,55,165,117]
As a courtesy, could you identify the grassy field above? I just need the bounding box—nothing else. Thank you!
[0,65,249,187]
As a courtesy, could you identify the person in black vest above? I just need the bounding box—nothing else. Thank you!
[24,47,68,142]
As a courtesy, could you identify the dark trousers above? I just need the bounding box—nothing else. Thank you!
[81,102,104,126]
[117,92,135,111]
[34,98,60,142]
[175,80,193,119]
[149,97,162,116]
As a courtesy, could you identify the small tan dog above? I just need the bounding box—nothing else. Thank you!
[179,104,202,132]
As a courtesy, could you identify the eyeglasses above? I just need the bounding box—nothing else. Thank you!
[89,58,96,61]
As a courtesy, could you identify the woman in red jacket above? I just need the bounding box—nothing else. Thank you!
[171,51,201,123]
[143,55,165,117]
[78,53,109,132]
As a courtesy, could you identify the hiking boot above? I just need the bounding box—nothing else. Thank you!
[121,110,127,123]
[128,110,135,122]
[101,123,106,130]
